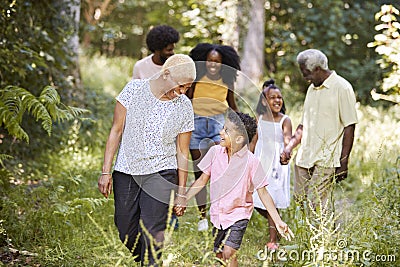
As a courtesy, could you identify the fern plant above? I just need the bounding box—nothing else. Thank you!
[0,85,89,143]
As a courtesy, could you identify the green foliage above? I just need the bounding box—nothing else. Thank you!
[80,0,394,105]
[0,170,112,265]
[79,53,132,95]
[80,0,230,57]
[0,0,90,168]
[368,4,400,103]
[261,0,385,105]
[0,1,76,95]
[0,154,12,168]
[173,0,238,49]
[0,85,88,143]
[75,54,127,154]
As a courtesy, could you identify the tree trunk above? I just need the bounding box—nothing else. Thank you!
[81,0,115,48]
[239,0,265,88]
[64,0,84,104]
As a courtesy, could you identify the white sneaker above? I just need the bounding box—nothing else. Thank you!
[197,218,209,231]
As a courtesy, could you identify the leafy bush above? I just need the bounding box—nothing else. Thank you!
[368,5,400,102]
[0,86,88,143]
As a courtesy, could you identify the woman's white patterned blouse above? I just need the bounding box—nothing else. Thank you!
[113,79,194,175]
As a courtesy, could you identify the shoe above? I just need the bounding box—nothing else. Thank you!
[197,218,209,231]
[266,242,279,251]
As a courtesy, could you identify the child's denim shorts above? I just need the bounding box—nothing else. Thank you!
[213,219,249,252]
[189,113,225,150]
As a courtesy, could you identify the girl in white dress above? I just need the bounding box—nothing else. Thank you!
[250,79,292,250]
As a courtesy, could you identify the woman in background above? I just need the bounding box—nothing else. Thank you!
[186,43,240,231]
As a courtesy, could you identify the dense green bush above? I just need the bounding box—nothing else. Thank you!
[0,1,89,169]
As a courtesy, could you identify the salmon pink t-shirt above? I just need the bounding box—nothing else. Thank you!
[132,55,162,79]
[198,145,267,230]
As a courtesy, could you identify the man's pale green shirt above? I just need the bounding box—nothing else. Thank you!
[296,71,358,168]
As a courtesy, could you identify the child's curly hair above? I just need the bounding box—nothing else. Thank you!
[227,111,257,144]
[146,25,180,52]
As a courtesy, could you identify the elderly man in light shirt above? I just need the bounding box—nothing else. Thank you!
[281,49,358,213]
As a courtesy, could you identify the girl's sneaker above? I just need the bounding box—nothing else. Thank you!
[197,218,209,231]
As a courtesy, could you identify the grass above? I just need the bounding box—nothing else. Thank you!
[0,54,399,266]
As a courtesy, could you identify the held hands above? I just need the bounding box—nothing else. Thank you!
[173,193,187,216]
[280,148,292,165]
[276,221,295,241]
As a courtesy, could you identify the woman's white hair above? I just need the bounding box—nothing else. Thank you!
[162,54,196,82]
[297,49,329,71]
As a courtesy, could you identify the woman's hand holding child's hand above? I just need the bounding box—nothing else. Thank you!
[173,194,187,216]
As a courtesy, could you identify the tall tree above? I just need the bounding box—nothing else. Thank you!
[64,0,84,102]
[239,0,266,86]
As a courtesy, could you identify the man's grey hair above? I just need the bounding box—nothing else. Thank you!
[297,49,329,71]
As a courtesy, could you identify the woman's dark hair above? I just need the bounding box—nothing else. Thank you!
[189,43,240,85]
[146,25,180,52]
[227,111,257,144]
[255,79,286,115]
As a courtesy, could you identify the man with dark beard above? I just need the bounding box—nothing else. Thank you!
[132,25,180,79]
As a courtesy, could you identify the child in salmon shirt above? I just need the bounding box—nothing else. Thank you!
[176,111,294,267]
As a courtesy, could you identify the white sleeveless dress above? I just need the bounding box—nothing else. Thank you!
[253,115,290,209]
